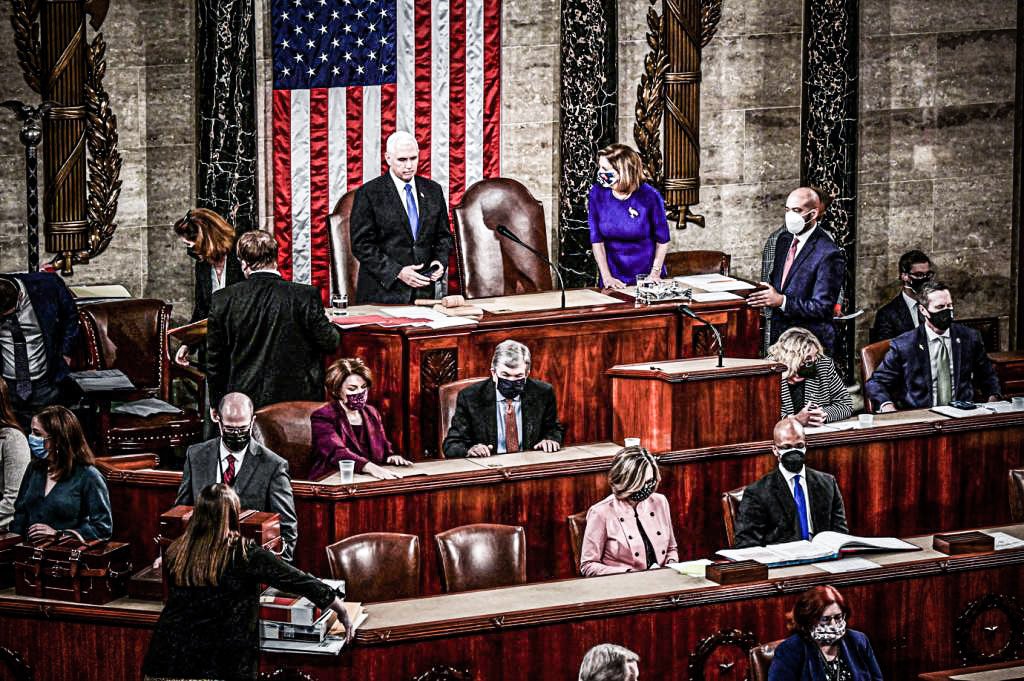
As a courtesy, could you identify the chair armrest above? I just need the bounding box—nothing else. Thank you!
[95,453,161,472]
[171,363,205,385]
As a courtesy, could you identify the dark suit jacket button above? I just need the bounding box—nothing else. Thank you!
[656,531,661,535]
[619,517,624,522]
[634,552,640,557]
[628,536,633,540]
[650,512,655,517]
[662,550,666,554]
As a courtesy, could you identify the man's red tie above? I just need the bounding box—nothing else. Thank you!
[223,454,236,486]
[504,401,520,453]
[780,238,799,289]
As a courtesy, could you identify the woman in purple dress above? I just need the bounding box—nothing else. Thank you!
[588,144,671,288]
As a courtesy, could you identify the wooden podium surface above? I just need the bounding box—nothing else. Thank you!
[608,357,784,451]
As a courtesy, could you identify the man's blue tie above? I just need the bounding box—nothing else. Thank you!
[404,183,419,240]
[793,474,810,540]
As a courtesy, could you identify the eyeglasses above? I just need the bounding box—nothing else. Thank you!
[219,423,251,436]
[907,271,934,281]
[818,612,845,625]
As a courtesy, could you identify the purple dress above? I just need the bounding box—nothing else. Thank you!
[587,182,671,285]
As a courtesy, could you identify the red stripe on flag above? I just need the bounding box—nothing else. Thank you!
[346,88,363,190]
[380,82,397,175]
[414,0,432,177]
[309,88,331,305]
[482,0,501,179]
[272,89,293,280]
[448,0,467,207]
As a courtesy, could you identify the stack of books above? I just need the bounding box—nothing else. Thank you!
[258,580,367,655]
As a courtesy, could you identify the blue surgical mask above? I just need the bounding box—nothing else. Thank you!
[27,434,47,460]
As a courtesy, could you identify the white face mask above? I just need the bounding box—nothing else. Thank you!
[785,210,812,235]
[810,618,847,644]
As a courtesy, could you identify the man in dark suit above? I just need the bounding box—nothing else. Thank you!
[734,417,848,548]
[0,273,80,426]
[349,130,453,304]
[748,187,845,353]
[176,392,298,560]
[443,340,565,458]
[206,230,340,410]
[869,250,934,343]
[865,281,1001,412]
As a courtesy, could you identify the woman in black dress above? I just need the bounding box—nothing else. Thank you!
[142,483,352,681]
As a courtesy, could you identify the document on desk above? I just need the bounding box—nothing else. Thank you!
[674,274,755,292]
[812,557,881,573]
[665,559,713,578]
[950,668,1024,681]
[386,306,478,329]
[717,532,919,566]
[981,400,1024,414]
[930,405,985,418]
[473,289,622,313]
[466,445,615,469]
[982,531,1024,551]
[691,291,743,302]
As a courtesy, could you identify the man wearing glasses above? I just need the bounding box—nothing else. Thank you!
[869,250,935,343]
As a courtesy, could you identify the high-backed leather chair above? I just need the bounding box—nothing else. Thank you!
[437,377,487,456]
[859,339,891,414]
[326,189,361,301]
[78,299,203,456]
[434,523,527,593]
[567,511,588,575]
[1010,469,1024,522]
[252,401,323,480]
[664,250,731,277]
[722,487,745,548]
[324,532,421,602]
[748,640,783,681]
[452,178,553,299]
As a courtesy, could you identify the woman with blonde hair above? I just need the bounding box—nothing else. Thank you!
[768,327,853,426]
[588,143,671,289]
[579,446,678,576]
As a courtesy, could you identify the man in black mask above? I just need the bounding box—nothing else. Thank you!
[175,392,298,560]
[443,340,564,458]
[733,417,848,548]
[869,250,934,343]
[866,281,1001,412]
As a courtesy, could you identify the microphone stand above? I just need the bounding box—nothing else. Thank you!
[495,224,566,309]
[679,304,725,367]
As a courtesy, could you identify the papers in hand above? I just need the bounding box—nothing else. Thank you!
[111,398,182,417]
[716,532,919,567]
[69,369,134,392]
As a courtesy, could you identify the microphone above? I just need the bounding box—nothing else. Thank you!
[495,224,566,309]
[679,304,725,368]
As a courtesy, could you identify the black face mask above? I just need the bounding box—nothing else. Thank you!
[496,377,526,400]
[220,426,251,453]
[186,247,201,262]
[906,275,931,294]
[778,447,806,473]
[924,308,954,333]
[796,363,817,379]
[629,479,657,502]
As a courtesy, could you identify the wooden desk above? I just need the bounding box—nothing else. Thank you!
[920,661,1024,681]
[99,409,1024,594]
[0,527,1021,680]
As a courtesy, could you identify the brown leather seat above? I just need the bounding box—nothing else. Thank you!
[252,401,324,480]
[326,190,361,300]
[78,299,203,456]
[859,339,891,414]
[437,377,487,457]
[324,532,421,603]
[1010,469,1024,522]
[435,523,527,593]
[452,178,553,299]
[722,486,745,548]
[664,250,731,277]
[567,511,588,575]
[748,640,783,681]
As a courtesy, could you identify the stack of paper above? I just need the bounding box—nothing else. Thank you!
[111,398,182,417]
[674,274,755,292]
[69,369,134,392]
[717,532,919,567]
[259,579,367,656]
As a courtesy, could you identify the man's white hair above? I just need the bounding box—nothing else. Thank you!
[491,340,531,370]
[386,130,419,155]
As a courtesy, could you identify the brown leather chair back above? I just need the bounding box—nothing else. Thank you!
[435,523,527,593]
[252,401,324,480]
[452,178,553,299]
[78,299,171,400]
[1010,469,1024,522]
[324,532,421,602]
[438,377,488,457]
[664,250,731,277]
[722,486,745,548]
[748,640,783,681]
[859,339,892,413]
[327,190,361,300]
[567,511,588,575]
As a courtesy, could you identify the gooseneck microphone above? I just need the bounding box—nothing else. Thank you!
[495,224,567,310]
[679,304,725,368]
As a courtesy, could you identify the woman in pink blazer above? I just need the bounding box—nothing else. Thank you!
[580,446,678,576]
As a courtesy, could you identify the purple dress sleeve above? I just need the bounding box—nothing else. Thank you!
[644,184,671,244]
[587,184,604,244]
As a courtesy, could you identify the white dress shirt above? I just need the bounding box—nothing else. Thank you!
[924,324,954,406]
[902,291,919,326]
[778,463,814,534]
[390,170,420,217]
[0,278,47,381]
[780,225,817,312]
[217,440,247,483]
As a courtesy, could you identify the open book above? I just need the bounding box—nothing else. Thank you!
[716,532,920,567]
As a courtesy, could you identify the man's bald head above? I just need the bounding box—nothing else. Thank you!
[786,187,822,214]
[216,392,254,427]
[773,416,806,451]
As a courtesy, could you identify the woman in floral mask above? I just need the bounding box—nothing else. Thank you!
[769,585,883,681]
[308,358,412,480]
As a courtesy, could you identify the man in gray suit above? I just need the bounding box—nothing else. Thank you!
[175,392,298,561]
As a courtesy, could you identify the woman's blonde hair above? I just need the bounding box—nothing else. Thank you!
[598,143,645,195]
[167,483,243,587]
[608,446,660,499]
[767,327,824,380]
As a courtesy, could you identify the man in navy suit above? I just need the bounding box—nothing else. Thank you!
[349,131,453,304]
[865,281,1001,412]
[868,249,934,343]
[0,273,80,425]
[748,187,845,353]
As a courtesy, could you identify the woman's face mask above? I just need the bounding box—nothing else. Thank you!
[597,168,619,189]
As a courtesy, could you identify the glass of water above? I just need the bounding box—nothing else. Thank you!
[331,292,348,316]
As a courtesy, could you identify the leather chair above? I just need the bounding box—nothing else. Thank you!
[859,339,891,414]
[78,299,203,456]
[452,178,553,299]
[721,486,745,548]
[1010,469,1024,522]
[326,189,361,301]
[748,640,783,681]
[435,523,527,593]
[324,532,421,602]
[664,250,731,277]
[437,377,487,456]
[252,401,324,480]
[567,511,588,575]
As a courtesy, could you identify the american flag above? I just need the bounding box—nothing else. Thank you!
[270,0,502,296]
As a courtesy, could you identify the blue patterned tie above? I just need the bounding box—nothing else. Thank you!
[793,474,810,540]
[404,183,419,240]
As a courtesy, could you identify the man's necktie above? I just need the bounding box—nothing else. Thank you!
[779,238,799,289]
[404,183,419,240]
[936,339,953,406]
[504,400,520,453]
[2,316,32,401]
[793,474,810,540]
[223,454,236,486]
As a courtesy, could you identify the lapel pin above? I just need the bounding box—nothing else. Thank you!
[628,207,639,219]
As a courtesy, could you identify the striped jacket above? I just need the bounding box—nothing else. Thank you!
[777,355,853,423]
